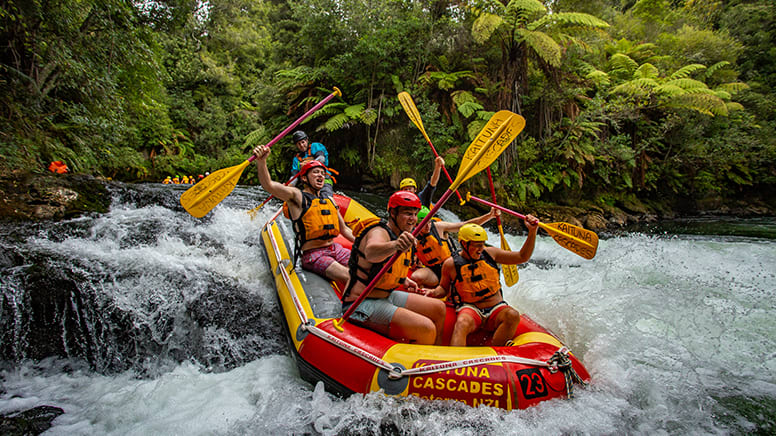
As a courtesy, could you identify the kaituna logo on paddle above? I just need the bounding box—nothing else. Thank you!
[407,360,508,408]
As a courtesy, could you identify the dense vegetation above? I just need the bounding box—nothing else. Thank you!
[2,0,775,215]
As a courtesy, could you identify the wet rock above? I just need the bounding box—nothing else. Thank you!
[584,213,608,231]
[0,405,64,435]
[0,171,110,221]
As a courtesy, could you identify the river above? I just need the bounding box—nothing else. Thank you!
[1,182,774,435]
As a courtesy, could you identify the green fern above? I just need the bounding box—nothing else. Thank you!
[529,12,610,31]
[716,82,749,93]
[472,12,502,44]
[634,63,659,79]
[608,53,639,74]
[669,64,707,80]
[518,29,561,67]
[705,61,731,80]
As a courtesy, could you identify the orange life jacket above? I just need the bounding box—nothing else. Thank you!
[415,221,452,267]
[48,161,68,174]
[451,250,502,305]
[342,220,411,299]
[289,192,340,246]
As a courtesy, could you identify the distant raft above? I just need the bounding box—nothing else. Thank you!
[259,194,590,410]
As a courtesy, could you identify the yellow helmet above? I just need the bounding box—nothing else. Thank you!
[399,178,417,189]
[458,223,488,243]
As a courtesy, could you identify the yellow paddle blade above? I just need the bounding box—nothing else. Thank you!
[398,92,431,142]
[541,222,599,260]
[180,160,252,218]
[499,225,520,286]
[453,111,525,190]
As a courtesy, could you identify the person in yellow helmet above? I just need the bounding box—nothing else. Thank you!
[410,206,501,288]
[425,217,538,347]
[399,156,444,207]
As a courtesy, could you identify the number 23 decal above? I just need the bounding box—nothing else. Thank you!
[517,368,548,399]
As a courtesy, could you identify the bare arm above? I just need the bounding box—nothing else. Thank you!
[253,145,302,206]
[337,209,355,242]
[488,214,539,264]
[426,257,454,298]
[436,208,500,237]
[361,227,416,264]
[429,156,444,187]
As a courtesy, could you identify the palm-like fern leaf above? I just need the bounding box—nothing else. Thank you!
[529,12,610,31]
[518,29,561,67]
[669,64,707,80]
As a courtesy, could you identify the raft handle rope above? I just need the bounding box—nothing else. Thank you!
[264,211,585,395]
[547,347,588,398]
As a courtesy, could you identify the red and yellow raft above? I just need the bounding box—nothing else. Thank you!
[259,194,590,410]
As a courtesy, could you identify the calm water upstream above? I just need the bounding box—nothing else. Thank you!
[1,182,774,435]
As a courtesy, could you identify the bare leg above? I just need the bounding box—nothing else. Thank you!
[491,307,521,346]
[388,308,437,344]
[402,293,446,344]
[450,312,478,346]
[324,261,350,283]
[410,267,439,288]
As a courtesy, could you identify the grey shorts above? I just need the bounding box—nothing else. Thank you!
[344,291,410,336]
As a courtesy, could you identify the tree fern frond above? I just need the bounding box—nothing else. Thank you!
[306,102,347,119]
[344,103,365,119]
[655,84,687,96]
[518,29,561,67]
[457,101,484,118]
[667,93,728,117]
[634,63,659,79]
[726,102,744,112]
[324,113,349,131]
[243,127,266,147]
[506,0,546,17]
[359,107,377,125]
[713,90,731,101]
[611,78,658,95]
[529,12,609,31]
[705,61,731,79]
[467,119,488,141]
[608,53,638,74]
[717,82,749,93]
[472,12,503,44]
[585,70,611,86]
[663,78,708,91]
[670,64,706,80]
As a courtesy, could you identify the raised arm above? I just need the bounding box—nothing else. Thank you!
[436,208,500,237]
[488,214,539,265]
[429,156,444,187]
[253,145,302,205]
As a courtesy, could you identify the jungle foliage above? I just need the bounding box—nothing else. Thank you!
[1,0,775,213]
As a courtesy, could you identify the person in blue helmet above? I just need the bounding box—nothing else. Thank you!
[290,130,333,198]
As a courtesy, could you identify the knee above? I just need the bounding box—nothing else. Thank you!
[456,315,477,333]
[503,308,521,327]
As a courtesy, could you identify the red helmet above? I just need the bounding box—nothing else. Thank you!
[387,191,421,211]
[299,160,326,176]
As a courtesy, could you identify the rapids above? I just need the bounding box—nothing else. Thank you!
[1,182,774,434]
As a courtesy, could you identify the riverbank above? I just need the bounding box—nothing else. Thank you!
[0,171,110,221]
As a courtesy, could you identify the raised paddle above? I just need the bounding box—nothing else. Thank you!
[335,111,526,329]
[465,193,599,260]
[181,87,342,218]
[486,168,520,286]
[247,172,300,220]
[397,92,464,204]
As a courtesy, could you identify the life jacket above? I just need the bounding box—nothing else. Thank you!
[48,161,68,174]
[290,191,340,247]
[415,221,452,267]
[450,250,502,306]
[342,220,411,300]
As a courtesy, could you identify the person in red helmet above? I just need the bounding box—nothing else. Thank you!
[253,144,354,283]
[340,191,446,345]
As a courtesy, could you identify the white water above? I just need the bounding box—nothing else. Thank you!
[1,184,774,434]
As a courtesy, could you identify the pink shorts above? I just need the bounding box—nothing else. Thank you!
[301,242,351,276]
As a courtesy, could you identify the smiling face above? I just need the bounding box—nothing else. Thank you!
[295,138,309,153]
[462,241,486,260]
[391,206,419,233]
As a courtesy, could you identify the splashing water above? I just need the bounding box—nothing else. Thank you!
[1,183,774,434]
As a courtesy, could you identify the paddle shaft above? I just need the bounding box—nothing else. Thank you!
[252,172,300,212]
[486,168,503,228]
[340,187,456,322]
[247,88,341,163]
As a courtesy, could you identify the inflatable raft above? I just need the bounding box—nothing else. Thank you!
[259,194,590,410]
